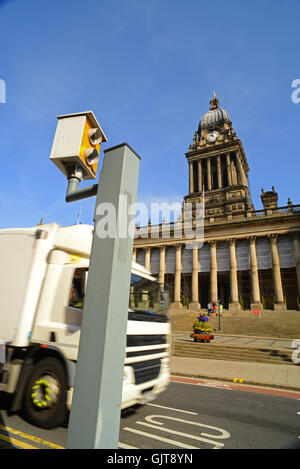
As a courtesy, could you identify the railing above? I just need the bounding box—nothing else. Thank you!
[134,204,300,238]
[204,204,300,225]
[253,204,300,216]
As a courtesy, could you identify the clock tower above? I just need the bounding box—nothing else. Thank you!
[185,93,252,221]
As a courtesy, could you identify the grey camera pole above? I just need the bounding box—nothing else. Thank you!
[66,143,140,449]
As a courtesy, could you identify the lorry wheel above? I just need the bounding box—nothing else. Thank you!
[23,357,67,429]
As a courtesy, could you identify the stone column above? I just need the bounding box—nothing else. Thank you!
[235,151,248,187]
[197,160,202,193]
[217,155,222,189]
[269,234,286,310]
[291,234,300,310]
[129,285,135,308]
[226,153,232,186]
[144,246,151,272]
[248,236,263,310]
[159,246,166,287]
[132,248,137,263]
[191,244,200,309]
[209,240,218,304]
[189,161,194,193]
[228,238,240,310]
[207,158,212,190]
[172,244,182,309]
[139,247,151,309]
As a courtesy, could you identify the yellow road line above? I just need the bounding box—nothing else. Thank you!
[0,432,38,449]
[0,425,65,450]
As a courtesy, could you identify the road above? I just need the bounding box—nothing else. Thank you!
[0,377,299,449]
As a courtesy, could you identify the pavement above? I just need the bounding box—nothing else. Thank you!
[170,334,300,392]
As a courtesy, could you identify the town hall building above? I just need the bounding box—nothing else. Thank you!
[133,94,300,312]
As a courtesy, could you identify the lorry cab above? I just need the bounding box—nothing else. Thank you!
[0,223,170,428]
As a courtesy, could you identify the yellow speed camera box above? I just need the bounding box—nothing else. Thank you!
[50,111,107,180]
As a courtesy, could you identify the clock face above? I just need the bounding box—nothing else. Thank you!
[207,131,219,142]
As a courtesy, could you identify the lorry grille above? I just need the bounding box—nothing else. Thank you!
[131,359,161,385]
[127,335,166,347]
[127,348,166,358]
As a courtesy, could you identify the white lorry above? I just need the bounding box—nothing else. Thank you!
[0,223,170,429]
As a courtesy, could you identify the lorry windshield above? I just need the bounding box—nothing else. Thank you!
[129,274,169,322]
[69,269,169,322]
[69,268,86,309]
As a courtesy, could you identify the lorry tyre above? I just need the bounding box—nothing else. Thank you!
[23,357,68,429]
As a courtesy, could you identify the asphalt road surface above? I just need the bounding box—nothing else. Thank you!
[0,378,299,449]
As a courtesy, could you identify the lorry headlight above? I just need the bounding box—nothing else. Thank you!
[161,359,170,373]
[123,367,132,385]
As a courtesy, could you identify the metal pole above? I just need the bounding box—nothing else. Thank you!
[66,143,140,449]
[65,177,98,203]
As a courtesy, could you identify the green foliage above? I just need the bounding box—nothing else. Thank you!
[193,321,212,332]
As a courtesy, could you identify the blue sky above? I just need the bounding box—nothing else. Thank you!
[0,0,299,228]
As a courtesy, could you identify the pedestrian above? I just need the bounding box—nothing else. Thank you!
[219,303,223,315]
[207,302,212,315]
[212,302,216,315]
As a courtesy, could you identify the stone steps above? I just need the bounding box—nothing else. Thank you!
[173,340,295,366]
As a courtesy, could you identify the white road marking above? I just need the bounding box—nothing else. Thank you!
[172,377,234,390]
[197,382,233,390]
[144,414,230,440]
[146,403,198,415]
[118,442,138,449]
[136,420,224,448]
[122,412,230,450]
[123,427,199,449]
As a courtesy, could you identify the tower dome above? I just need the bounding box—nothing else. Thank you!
[198,93,230,132]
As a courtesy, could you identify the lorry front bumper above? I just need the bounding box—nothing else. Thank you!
[121,358,170,409]
[66,358,170,411]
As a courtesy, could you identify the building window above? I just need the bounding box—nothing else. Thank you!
[193,161,198,192]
